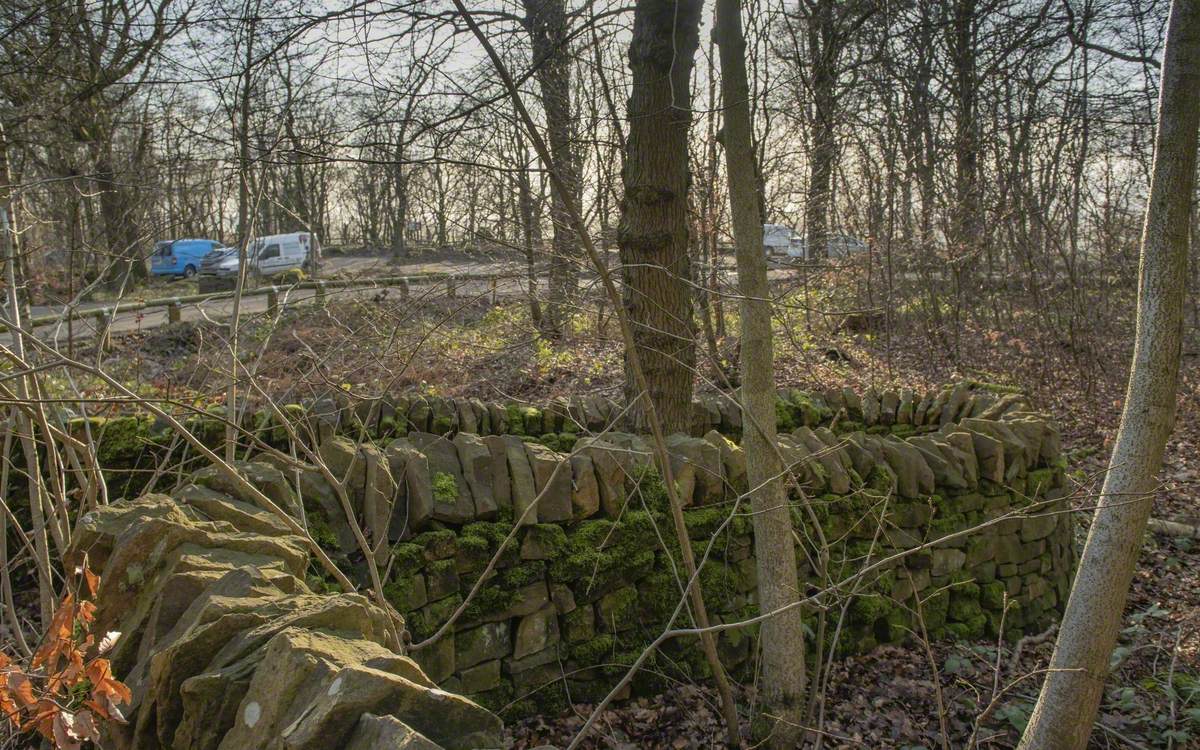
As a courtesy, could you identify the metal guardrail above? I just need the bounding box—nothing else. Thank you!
[2,269,524,334]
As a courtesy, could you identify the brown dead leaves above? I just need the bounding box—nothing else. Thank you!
[0,564,130,749]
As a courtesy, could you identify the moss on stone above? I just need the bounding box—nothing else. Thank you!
[865,464,897,494]
[500,560,547,588]
[980,580,1006,611]
[408,593,463,640]
[462,520,512,547]
[922,588,950,630]
[848,592,893,627]
[71,415,155,465]
[462,586,518,624]
[383,575,425,612]
[683,505,750,540]
[306,515,339,553]
[791,391,830,426]
[946,612,988,640]
[775,399,799,432]
[597,586,638,627]
[504,404,527,435]
[391,543,425,577]
[563,605,596,643]
[970,380,1022,395]
[564,518,619,551]
[431,413,455,434]
[699,563,740,609]
[632,465,671,513]
[521,407,544,435]
[618,510,664,549]
[637,571,679,623]
[1026,468,1057,495]
[470,684,514,712]
[432,471,459,503]
[550,546,655,599]
[571,633,617,666]
[833,420,865,435]
[455,535,491,577]
[414,529,457,560]
[523,524,568,557]
[930,512,967,539]
[947,582,982,622]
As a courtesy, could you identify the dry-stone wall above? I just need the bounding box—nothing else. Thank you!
[65,381,1075,727]
[295,379,1034,448]
[69,479,503,749]
[285,383,1074,718]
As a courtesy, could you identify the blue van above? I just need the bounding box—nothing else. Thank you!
[150,239,224,278]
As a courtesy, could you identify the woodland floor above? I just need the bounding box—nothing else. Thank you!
[91,264,1200,749]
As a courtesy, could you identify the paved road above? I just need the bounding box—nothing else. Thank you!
[9,253,802,350]
[8,257,528,349]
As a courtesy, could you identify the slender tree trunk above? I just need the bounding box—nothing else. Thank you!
[523,0,578,337]
[949,0,981,254]
[0,131,53,626]
[618,0,701,434]
[805,1,836,258]
[715,1,806,746]
[391,155,409,262]
[515,126,544,326]
[1019,2,1200,747]
[236,5,257,246]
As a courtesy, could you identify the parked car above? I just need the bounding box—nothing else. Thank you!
[763,224,804,256]
[150,238,224,278]
[199,232,322,279]
[761,225,869,260]
[820,234,869,258]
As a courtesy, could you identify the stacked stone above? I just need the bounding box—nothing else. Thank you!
[61,381,1031,487]
[304,429,742,557]
[65,382,1071,725]
[289,379,1031,443]
[279,404,1074,717]
[70,461,502,750]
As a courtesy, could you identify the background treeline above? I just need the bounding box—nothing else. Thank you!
[0,0,1173,294]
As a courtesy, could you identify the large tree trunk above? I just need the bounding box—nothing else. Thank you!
[618,0,701,434]
[715,1,807,746]
[1019,2,1200,747]
[523,0,579,337]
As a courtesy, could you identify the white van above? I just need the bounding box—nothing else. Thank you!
[200,232,321,279]
[761,225,868,260]
[763,224,803,256]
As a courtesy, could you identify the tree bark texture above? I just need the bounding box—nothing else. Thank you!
[523,0,579,337]
[716,1,808,746]
[1019,2,1200,747]
[618,0,701,434]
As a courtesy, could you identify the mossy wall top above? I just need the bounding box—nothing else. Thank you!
[303,379,1030,445]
